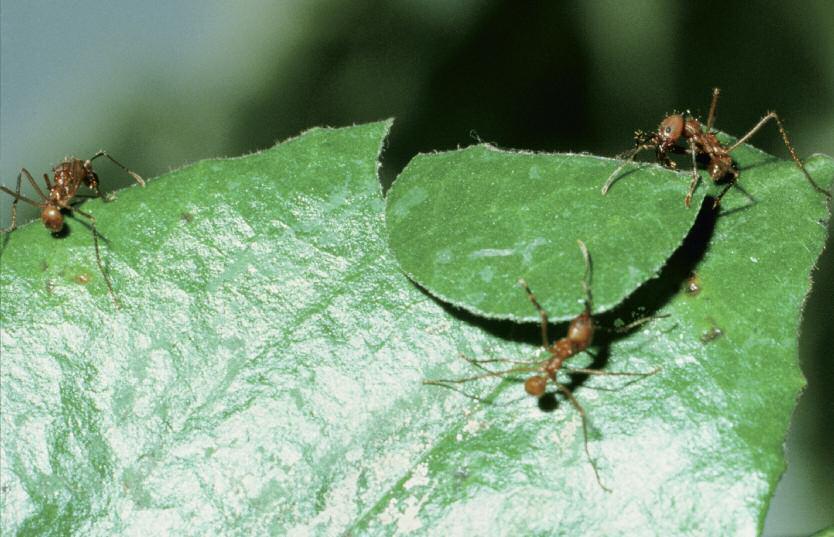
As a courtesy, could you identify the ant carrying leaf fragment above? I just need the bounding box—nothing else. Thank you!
[601,87,831,208]
[1,150,144,306]
[424,240,666,491]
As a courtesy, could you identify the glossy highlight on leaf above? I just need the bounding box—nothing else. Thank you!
[1,122,831,536]
[385,145,706,322]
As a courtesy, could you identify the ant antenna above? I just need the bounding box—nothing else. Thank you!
[601,143,656,195]
[89,150,145,187]
[706,88,720,132]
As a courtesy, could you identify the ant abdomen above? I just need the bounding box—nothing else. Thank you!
[524,376,547,397]
[41,206,64,232]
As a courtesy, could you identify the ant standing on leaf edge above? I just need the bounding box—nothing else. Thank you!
[423,240,667,492]
[600,87,831,209]
[1,150,144,308]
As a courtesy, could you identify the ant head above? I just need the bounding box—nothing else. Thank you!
[41,204,64,232]
[658,114,684,147]
[567,310,594,348]
[524,375,547,397]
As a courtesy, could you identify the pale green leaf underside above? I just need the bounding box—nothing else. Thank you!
[1,122,832,536]
[386,146,707,321]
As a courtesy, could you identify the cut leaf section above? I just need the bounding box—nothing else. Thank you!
[385,145,706,322]
[365,144,833,535]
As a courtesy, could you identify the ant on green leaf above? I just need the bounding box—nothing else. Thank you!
[424,240,664,491]
[601,88,830,208]
[1,151,144,306]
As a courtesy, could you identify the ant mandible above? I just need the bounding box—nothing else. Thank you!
[423,240,662,491]
[601,88,831,208]
[1,150,144,306]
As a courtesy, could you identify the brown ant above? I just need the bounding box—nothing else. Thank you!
[424,240,662,491]
[601,88,831,208]
[1,151,144,305]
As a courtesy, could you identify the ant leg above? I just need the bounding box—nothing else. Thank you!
[89,182,117,203]
[42,173,53,191]
[422,382,492,404]
[88,150,145,187]
[423,365,541,387]
[68,207,120,308]
[713,168,740,208]
[461,354,544,368]
[727,112,830,198]
[601,144,656,195]
[564,366,660,377]
[555,383,611,492]
[518,278,550,349]
[706,88,720,132]
[564,366,660,391]
[0,187,43,209]
[684,137,699,208]
[605,312,670,334]
[23,169,49,201]
[1,169,46,232]
[1,171,25,232]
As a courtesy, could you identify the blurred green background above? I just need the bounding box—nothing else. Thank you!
[1,1,832,534]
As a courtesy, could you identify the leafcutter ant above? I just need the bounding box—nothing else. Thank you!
[601,88,831,208]
[1,151,144,306]
[424,240,663,491]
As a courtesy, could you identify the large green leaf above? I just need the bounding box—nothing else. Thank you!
[371,145,832,535]
[1,120,831,536]
[1,121,521,535]
[385,146,707,321]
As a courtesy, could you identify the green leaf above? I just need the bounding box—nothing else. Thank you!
[2,121,831,536]
[368,144,832,534]
[811,526,834,537]
[385,146,707,322]
[1,121,525,535]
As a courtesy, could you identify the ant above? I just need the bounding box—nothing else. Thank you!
[601,88,831,208]
[423,240,663,491]
[1,151,144,306]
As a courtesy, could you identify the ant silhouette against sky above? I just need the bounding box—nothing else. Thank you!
[424,240,662,491]
[1,151,144,306]
[601,87,831,208]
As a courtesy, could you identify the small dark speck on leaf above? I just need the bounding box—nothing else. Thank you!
[685,272,701,296]
[700,322,724,344]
